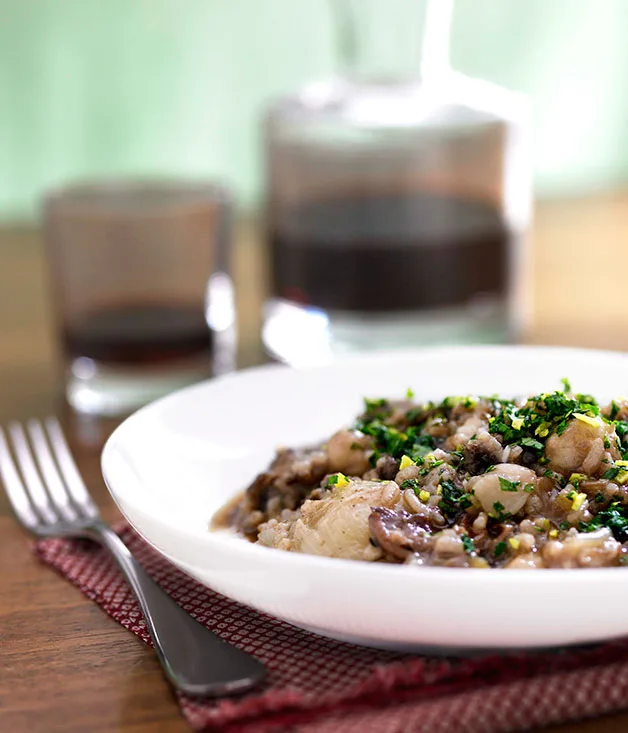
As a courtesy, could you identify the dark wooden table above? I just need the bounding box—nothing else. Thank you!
[2,199,628,732]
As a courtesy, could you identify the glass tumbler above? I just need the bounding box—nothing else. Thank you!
[43,180,235,416]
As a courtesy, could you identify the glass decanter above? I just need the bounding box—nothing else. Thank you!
[262,0,530,366]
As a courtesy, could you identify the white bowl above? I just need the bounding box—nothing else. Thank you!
[102,346,628,652]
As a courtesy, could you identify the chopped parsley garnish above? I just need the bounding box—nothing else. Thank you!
[558,520,571,530]
[581,502,628,542]
[519,437,544,451]
[401,478,420,492]
[603,466,621,480]
[494,541,507,558]
[441,395,477,410]
[616,422,628,442]
[405,407,424,423]
[439,479,473,519]
[450,450,464,465]
[406,387,415,400]
[491,501,512,522]
[560,377,572,393]
[595,492,606,504]
[610,401,620,420]
[461,535,475,554]
[489,387,600,451]
[356,423,404,464]
[498,477,520,492]
[576,393,597,406]
[364,397,387,411]
[355,413,436,466]
[524,483,535,493]
[412,435,437,459]
[419,459,444,476]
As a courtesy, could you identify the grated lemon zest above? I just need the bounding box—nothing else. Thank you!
[419,490,431,502]
[617,460,628,467]
[399,455,416,470]
[618,470,628,485]
[574,413,602,428]
[512,417,524,430]
[569,473,587,485]
[549,529,559,538]
[509,538,520,550]
[571,492,587,511]
[333,473,350,488]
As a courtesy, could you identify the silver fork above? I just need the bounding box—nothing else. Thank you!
[0,417,266,697]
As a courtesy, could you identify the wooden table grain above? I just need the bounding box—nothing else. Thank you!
[2,196,628,732]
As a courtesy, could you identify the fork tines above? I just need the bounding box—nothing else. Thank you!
[0,418,98,534]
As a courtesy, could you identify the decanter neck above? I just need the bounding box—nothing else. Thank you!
[332,0,453,84]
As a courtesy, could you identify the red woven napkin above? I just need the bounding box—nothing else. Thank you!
[34,523,628,733]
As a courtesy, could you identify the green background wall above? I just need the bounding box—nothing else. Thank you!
[1,0,627,221]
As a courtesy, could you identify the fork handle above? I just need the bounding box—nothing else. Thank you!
[92,523,266,697]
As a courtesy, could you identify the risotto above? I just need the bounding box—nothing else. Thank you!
[216,380,628,568]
